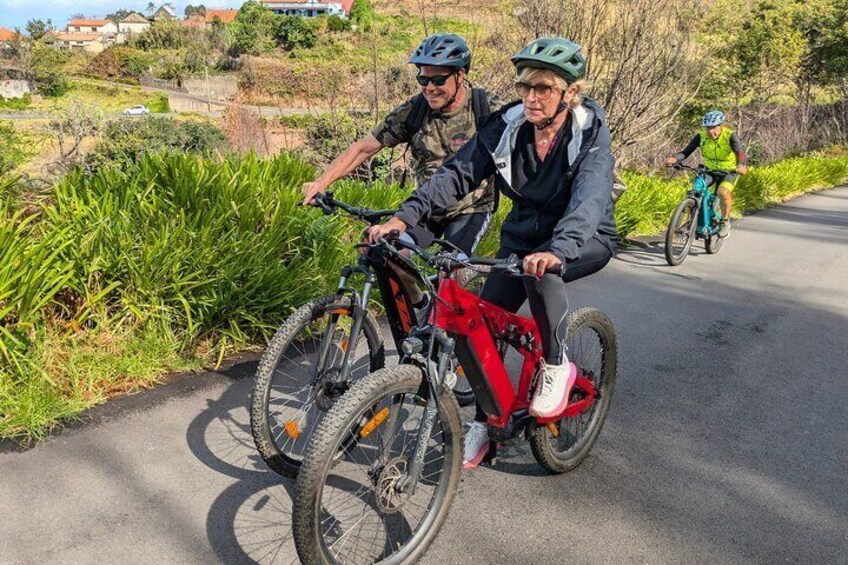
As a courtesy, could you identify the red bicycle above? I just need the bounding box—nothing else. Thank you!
[292,236,617,564]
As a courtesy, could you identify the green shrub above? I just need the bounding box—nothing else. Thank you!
[276,15,318,50]
[0,121,25,175]
[85,117,226,170]
[33,71,70,97]
[0,94,31,111]
[326,15,351,32]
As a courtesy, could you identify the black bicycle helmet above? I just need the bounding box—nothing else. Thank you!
[408,33,472,71]
[511,37,586,83]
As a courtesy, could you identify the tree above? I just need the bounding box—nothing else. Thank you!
[275,15,318,50]
[48,100,104,170]
[185,4,208,18]
[25,19,53,40]
[516,0,705,162]
[797,0,848,95]
[349,0,374,29]
[229,1,277,56]
[106,10,133,23]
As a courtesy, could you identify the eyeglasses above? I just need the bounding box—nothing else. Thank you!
[416,72,455,87]
[514,81,557,100]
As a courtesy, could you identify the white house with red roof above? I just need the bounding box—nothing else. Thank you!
[66,18,119,34]
[0,27,16,52]
[261,0,353,18]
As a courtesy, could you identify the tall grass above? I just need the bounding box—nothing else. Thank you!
[1,147,847,441]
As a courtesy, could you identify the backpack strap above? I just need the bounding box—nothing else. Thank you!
[403,93,430,138]
[471,87,491,128]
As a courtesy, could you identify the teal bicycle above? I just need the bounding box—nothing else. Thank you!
[664,163,726,266]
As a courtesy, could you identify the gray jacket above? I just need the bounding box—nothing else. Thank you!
[395,98,617,261]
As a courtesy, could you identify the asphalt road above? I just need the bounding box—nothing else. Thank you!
[1,188,846,564]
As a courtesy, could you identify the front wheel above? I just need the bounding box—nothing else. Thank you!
[250,295,385,479]
[705,233,724,254]
[293,365,463,565]
[664,197,698,266]
[529,307,617,474]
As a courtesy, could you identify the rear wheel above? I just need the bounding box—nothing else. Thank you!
[529,307,617,474]
[250,295,385,478]
[293,365,463,565]
[664,198,698,266]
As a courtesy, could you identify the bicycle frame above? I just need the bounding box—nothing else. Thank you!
[433,277,597,429]
[689,169,723,238]
[318,241,431,386]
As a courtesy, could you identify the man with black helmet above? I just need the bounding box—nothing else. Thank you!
[302,33,501,256]
[367,38,617,468]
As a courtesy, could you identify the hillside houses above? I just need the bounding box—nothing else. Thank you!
[41,0,354,54]
[51,14,151,53]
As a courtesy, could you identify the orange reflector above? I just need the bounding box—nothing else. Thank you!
[456,366,465,377]
[360,407,390,439]
[340,339,349,352]
[330,309,348,315]
[285,421,301,440]
[546,423,559,438]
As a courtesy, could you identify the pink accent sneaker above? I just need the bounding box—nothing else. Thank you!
[529,361,577,419]
[462,422,489,469]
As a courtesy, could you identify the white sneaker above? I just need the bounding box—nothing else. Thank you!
[462,421,489,469]
[529,360,577,418]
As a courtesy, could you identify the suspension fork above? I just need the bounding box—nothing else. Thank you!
[338,267,376,384]
[314,265,374,385]
[397,330,455,495]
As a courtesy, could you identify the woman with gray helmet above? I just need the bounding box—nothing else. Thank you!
[367,38,618,468]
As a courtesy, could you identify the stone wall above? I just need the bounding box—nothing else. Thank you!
[182,76,238,100]
[0,80,32,99]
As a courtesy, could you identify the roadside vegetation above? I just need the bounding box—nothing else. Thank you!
[1,0,847,441]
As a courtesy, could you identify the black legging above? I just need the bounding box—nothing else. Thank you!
[474,235,614,422]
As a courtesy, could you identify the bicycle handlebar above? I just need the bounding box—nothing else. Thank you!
[308,192,397,224]
[309,194,562,279]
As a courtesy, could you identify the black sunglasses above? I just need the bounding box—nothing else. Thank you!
[416,72,456,87]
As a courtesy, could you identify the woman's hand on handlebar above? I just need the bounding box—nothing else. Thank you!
[523,252,562,278]
[364,217,407,244]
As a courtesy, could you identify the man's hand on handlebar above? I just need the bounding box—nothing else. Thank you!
[664,156,679,167]
[523,252,562,278]
[302,181,327,206]
[364,217,408,244]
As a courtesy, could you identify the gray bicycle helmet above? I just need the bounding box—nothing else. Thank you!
[408,33,472,71]
[701,110,725,127]
[511,37,586,83]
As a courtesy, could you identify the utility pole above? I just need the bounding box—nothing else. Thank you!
[205,66,212,113]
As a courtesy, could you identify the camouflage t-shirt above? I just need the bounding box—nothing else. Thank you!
[372,90,503,219]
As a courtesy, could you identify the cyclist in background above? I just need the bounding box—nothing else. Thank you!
[665,110,748,238]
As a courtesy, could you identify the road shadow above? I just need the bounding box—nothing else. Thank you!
[614,238,708,276]
[186,361,302,564]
